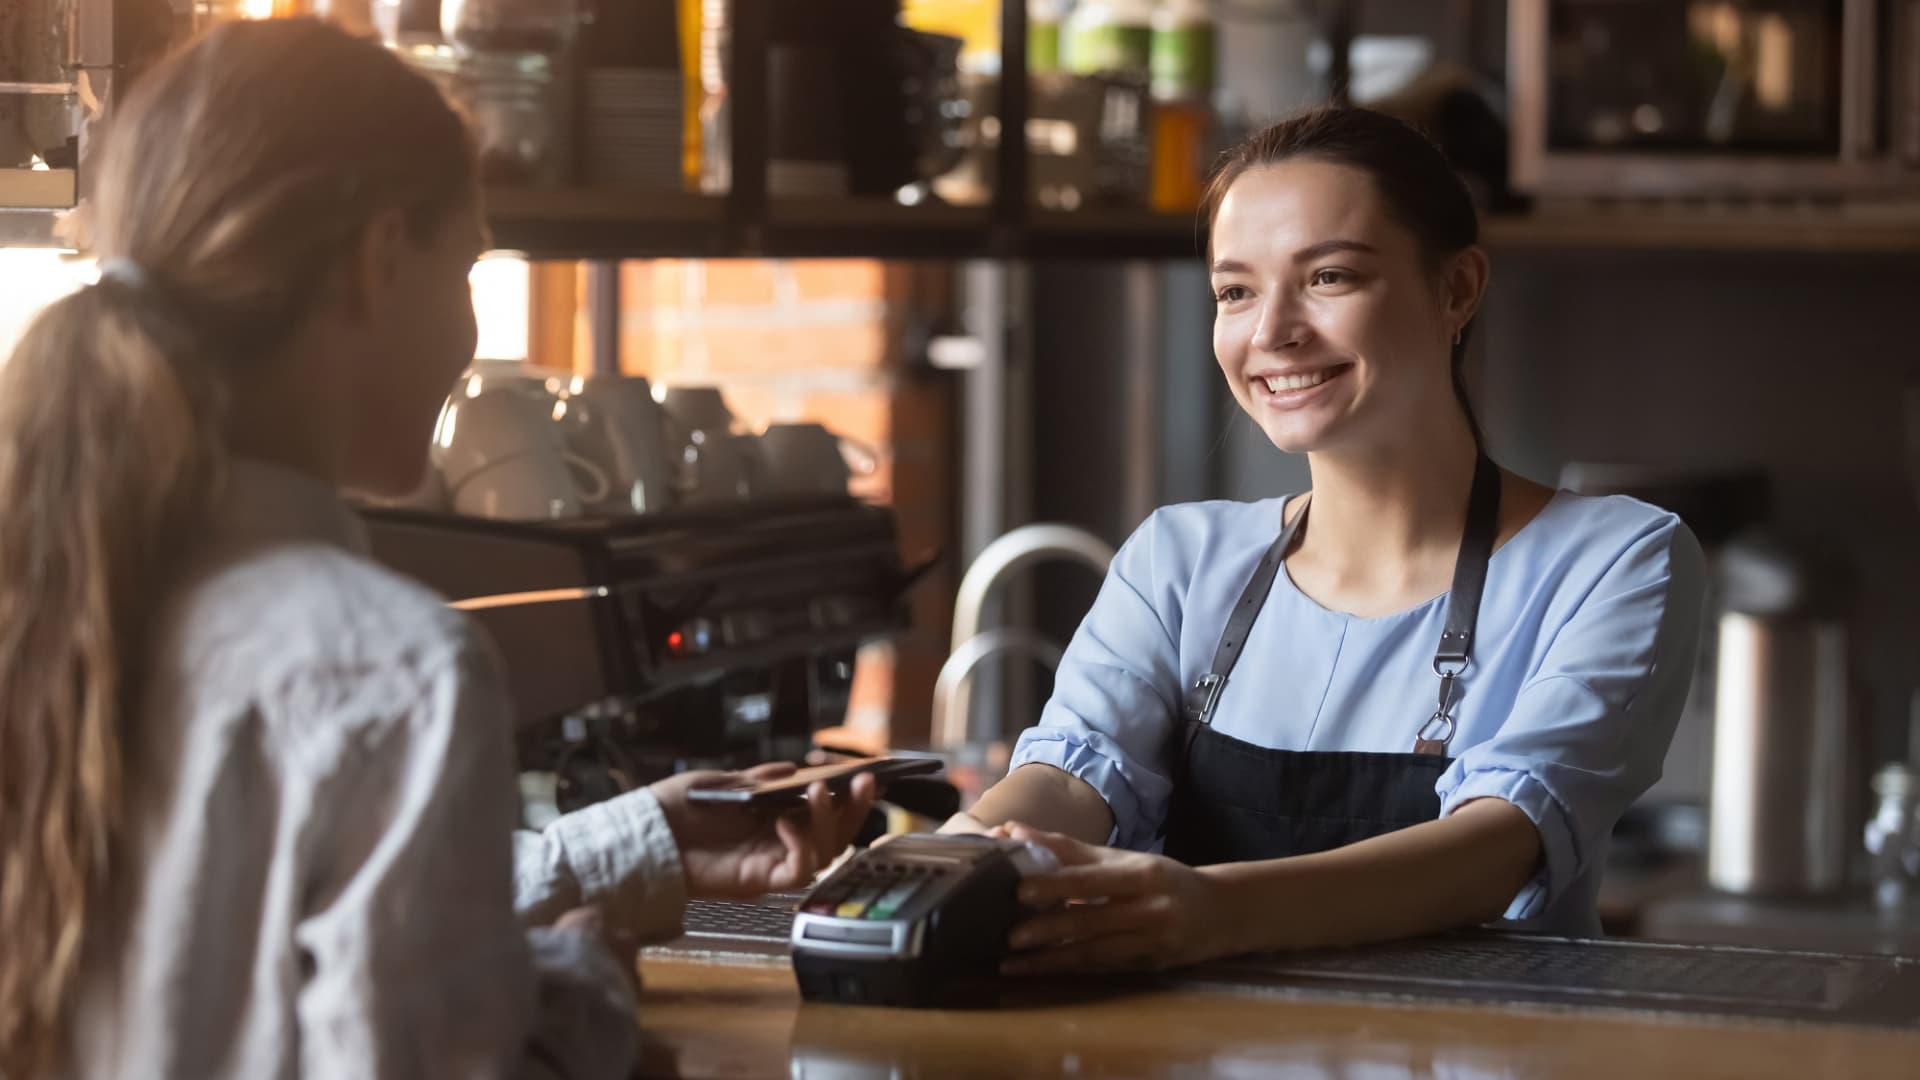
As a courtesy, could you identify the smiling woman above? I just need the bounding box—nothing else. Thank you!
[942,105,1707,976]
[1203,107,1487,457]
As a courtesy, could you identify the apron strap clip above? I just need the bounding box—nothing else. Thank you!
[1188,673,1226,726]
[1434,667,1460,715]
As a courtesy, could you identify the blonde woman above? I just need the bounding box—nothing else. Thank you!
[0,19,871,1079]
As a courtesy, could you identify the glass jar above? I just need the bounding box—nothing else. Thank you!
[440,0,579,56]
[1866,763,1920,911]
[403,43,563,184]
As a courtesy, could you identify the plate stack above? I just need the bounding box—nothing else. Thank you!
[581,67,684,191]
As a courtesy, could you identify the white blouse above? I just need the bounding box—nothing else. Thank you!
[64,461,687,1079]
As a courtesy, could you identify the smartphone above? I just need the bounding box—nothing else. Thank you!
[685,757,943,808]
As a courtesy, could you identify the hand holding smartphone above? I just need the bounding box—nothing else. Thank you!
[684,757,942,808]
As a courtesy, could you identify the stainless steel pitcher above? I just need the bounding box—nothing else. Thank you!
[1707,533,1855,897]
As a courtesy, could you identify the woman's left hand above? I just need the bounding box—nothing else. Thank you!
[996,823,1234,975]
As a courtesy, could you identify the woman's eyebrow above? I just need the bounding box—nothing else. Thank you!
[1211,240,1380,276]
[1292,239,1379,262]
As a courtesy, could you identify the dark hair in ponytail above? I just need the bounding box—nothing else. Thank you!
[0,20,475,1076]
[1202,105,1485,446]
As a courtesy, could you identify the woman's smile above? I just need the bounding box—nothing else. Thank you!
[1249,362,1354,409]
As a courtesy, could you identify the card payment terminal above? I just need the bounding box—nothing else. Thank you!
[790,833,1059,1008]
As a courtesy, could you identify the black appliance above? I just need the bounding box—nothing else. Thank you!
[357,495,925,805]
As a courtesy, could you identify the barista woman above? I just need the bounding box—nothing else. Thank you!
[950,107,1705,974]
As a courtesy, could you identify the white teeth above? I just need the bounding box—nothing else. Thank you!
[1262,370,1331,394]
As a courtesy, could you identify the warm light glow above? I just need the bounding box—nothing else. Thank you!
[0,250,95,361]
[1754,14,1795,111]
[242,0,276,18]
[471,253,531,362]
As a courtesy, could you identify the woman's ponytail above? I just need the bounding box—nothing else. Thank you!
[0,277,223,1078]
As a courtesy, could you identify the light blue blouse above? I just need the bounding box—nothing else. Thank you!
[1008,489,1706,936]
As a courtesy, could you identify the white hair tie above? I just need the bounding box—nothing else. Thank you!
[97,257,155,292]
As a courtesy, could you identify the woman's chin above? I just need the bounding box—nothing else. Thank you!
[1253,417,1336,456]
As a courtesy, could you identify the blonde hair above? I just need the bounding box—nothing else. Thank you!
[0,19,474,1075]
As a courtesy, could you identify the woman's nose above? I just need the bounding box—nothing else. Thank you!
[1250,294,1308,353]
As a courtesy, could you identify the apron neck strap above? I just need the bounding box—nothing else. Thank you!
[1434,453,1502,673]
[1185,453,1503,733]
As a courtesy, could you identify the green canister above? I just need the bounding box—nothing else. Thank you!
[1065,0,1154,78]
[1150,0,1216,101]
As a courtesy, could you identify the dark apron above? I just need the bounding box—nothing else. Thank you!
[1161,456,1502,866]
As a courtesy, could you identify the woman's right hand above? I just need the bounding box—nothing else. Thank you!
[868,809,989,847]
[935,811,993,836]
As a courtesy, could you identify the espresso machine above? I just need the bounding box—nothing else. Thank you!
[356,494,929,815]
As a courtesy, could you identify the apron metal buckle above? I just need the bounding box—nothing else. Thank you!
[1415,710,1456,755]
[1417,710,1456,746]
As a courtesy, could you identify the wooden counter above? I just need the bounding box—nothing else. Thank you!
[631,954,1920,1079]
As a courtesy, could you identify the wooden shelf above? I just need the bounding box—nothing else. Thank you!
[0,168,76,209]
[485,187,728,260]
[482,185,1920,261]
[760,198,993,259]
[1482,206,1920,256]
[15,185,1914,260]
[483,188,1206,261]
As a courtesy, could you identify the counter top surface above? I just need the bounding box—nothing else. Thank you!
[631,951,1920,1079]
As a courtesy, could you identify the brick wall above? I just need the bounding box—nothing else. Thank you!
[564,259,956,747]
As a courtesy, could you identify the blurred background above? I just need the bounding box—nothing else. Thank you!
[3,0,1918,952]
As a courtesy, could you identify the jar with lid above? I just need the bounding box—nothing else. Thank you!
[1148,0,1217,211]
[402,45,565,184]
[1065,0,1154,79]
[1866,762,1920,911]
[433,0,581,184]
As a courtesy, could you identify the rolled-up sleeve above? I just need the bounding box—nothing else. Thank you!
[1438,516,1707,921]
[513,787,687,942]
[1009,514,1185,851]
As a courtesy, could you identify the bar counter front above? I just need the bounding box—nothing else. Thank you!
[627,899,1920,1079]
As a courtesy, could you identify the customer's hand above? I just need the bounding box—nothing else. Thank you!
[997,823,1232,975]
[555,904,640,992]
[651,764,875,899]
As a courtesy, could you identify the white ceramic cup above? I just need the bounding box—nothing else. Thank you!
[565,374,677,514]
[658,385,738,436]
[756,422,879,495]
[350,464,450,513]
[435,389,610,520]
[677,430,761,504]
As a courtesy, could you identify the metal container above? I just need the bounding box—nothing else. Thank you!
[1707,533,1855,897]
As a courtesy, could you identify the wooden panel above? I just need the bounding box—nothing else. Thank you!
[527,260,577,373]
[632,956,1920,1079]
